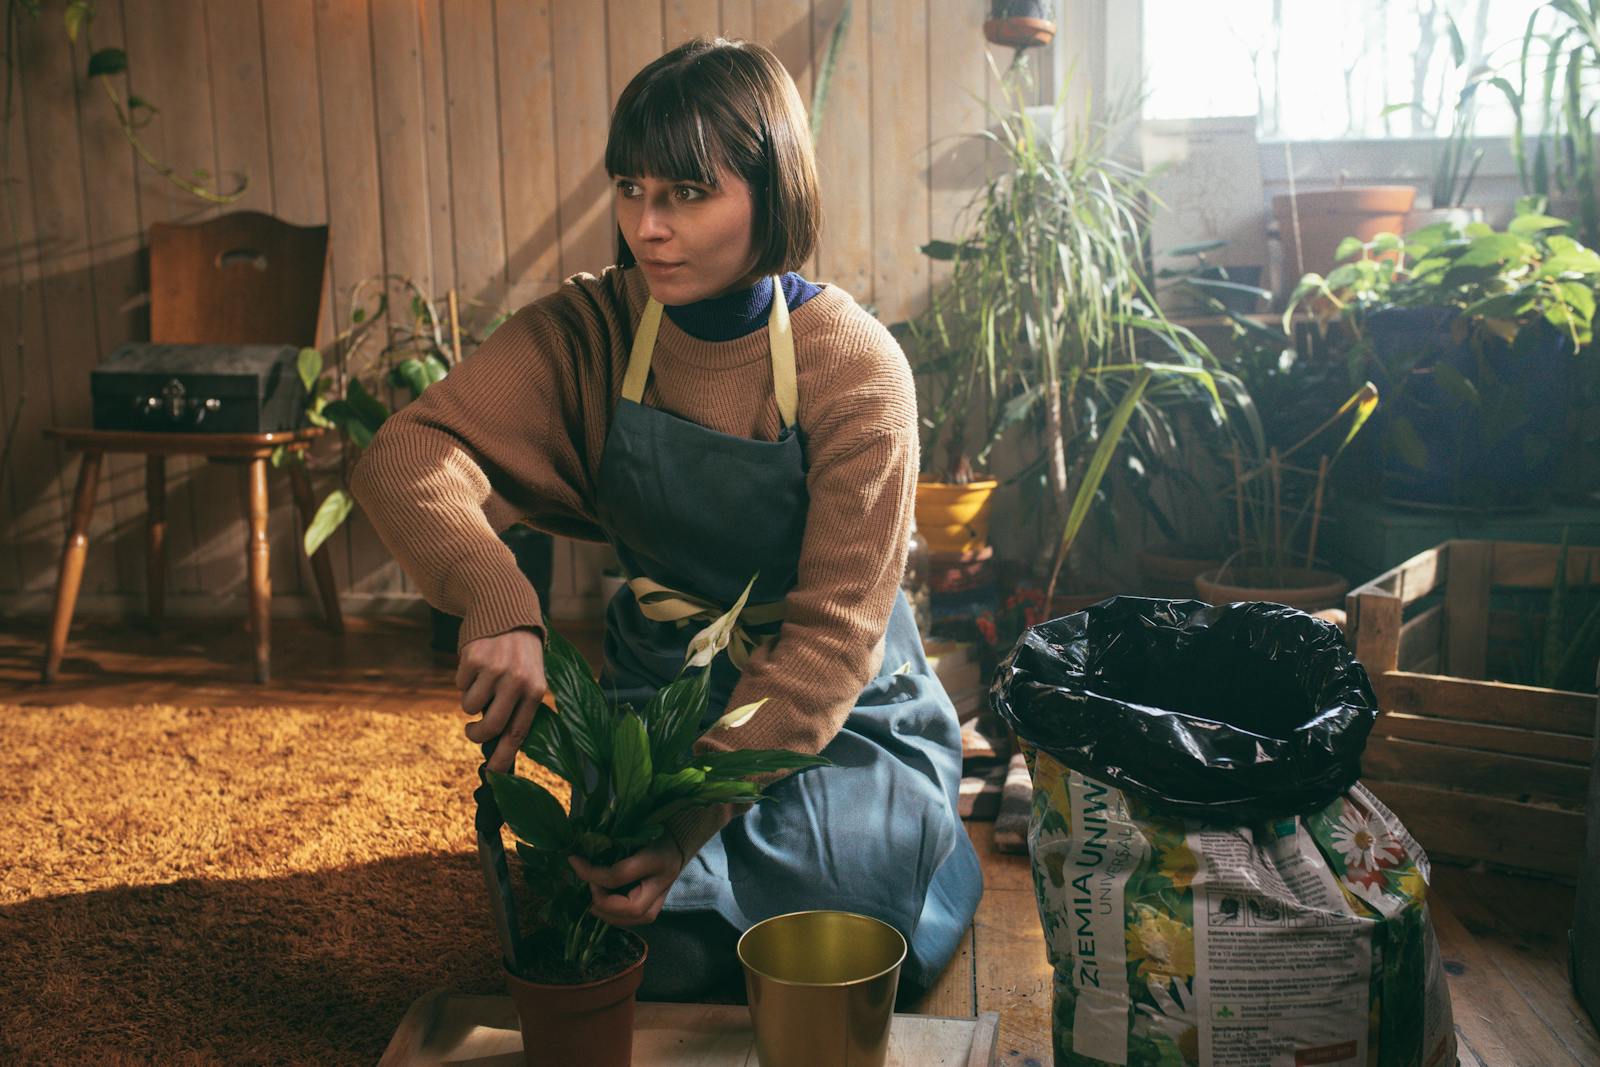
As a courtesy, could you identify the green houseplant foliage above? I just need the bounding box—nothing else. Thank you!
[1491,0,1600,247]
[486,581,831,981]
[909,58,1223,599]
[1287,207,1600,505]
[291,276,509,556]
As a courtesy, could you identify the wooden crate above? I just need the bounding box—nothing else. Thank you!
[1346,539,1600,879]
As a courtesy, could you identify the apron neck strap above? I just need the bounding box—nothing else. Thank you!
[622,276,798,428]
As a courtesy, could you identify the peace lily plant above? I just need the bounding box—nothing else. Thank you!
[487,577,829,979]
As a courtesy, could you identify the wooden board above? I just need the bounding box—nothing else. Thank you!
[1363,780,1585,878]
[379,991,1000,1067]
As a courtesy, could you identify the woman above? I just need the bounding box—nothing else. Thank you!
[351,36,981,1001]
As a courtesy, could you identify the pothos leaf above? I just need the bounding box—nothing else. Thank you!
[87,48,126,78]
[303,489,353,557]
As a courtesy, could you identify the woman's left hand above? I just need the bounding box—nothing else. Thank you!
[568,837,685,926]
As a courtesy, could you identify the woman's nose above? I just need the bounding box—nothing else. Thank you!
[634,202,671,242]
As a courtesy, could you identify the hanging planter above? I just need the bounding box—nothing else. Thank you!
[984,0,1055,49]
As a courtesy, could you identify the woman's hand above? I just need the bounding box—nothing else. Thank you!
[569,837,686,926]
[457,627,547,773]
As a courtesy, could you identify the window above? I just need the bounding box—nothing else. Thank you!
[1141,0,1544,140]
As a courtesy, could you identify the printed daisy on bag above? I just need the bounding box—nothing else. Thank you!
[1331,798,1407,873]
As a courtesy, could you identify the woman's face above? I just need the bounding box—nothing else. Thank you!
[614,165,761,305]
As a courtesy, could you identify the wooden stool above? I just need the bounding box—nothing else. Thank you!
[41,426,343,684]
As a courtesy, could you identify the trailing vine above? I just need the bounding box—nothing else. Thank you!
[0,0,246,486]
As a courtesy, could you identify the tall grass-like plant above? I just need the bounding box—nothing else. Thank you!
[912,57,1226,600]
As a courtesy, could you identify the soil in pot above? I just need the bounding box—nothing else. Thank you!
[505,929,648,1067]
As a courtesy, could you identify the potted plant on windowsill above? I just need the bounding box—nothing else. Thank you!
[909,56,1226,603]
[984,0,1055,50]
[1287,205,1600,509]
[483,581,830,1067]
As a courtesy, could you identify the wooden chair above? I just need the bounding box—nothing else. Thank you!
[43,211,341,684]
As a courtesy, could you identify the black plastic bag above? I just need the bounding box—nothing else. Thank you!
[991,596,1378,822]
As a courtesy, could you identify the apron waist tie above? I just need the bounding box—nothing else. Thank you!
[626,575,786,670]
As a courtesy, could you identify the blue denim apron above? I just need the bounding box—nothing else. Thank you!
[591,282,982,988]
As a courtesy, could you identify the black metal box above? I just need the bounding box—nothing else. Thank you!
[91,343,307,433]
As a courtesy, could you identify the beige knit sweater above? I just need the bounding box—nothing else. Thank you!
[349,266,919,859]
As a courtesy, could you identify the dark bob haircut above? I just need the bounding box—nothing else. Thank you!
[605,37,820,277]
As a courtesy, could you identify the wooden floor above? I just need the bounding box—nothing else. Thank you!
[3,613,1598,1066]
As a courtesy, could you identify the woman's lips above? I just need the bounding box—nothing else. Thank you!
[642,258,685,273]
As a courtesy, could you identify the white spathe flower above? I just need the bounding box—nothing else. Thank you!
[685,574,758,669]
[709,697,769,733]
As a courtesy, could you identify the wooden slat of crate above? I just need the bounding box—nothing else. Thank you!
[1490,542,1600,588]
[1398,603,1443,673]
[379,990,1001,1067]
[1374,671,1596,736]
[1375,713,1594,765]
[1362,737,1589,806]
[1364,780,1585,878]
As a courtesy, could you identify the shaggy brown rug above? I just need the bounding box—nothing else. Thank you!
[0,702,567,1065]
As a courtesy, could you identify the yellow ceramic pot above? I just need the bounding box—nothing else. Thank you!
[915,479,999,555]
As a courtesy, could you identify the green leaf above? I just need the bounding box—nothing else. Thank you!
[650,767,706,801]
[1369,232,1404,254]
[87,48,126,78]
[1538,249,1600,277]
[643,672,710,770]
[303,489,353,556]
[1431,363,1480,410]
[64,0,91,42]
[352,307,366,324]
[542,630,613,770]
[297,347,322,392]
[520,703,583,785]
[919,239,964,261]
[346,377,391,429]
[609,712,652,826]
[1508,212,1572,236]
[1055,371,1151,562]
[487,770,573,851]
[691,779,764,804]
[1388,416,1430,471]
[1455,232,1536,268]
[697,749,832,779]
[390,358,432,398]
[1334,236,1365,262]
[1557,279,1596,323]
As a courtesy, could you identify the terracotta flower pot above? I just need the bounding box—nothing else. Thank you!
[503,934,648,1067]
[983,16,1055,48]
[1137,542,1223,598]
[915,479,1000,555]
[1194,566,1349,613]
[1272,185,1417,283]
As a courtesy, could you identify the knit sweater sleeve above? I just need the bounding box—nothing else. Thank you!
[663,314,920,859]
[348,295,612,649]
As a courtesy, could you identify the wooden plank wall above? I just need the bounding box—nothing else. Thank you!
[3,0,1028,621]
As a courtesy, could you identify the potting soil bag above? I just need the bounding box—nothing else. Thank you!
[992,597,1456,1067]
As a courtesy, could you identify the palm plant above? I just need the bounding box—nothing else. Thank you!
[912,58,1226,600]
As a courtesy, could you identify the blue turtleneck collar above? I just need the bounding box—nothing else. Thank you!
[662,272,822,342]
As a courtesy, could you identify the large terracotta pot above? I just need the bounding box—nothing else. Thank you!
[503,934,648,1067]
[1137,542,1224,598]
[915,479,1000,554]
[1194,566,1349,613]
[1273,185,1417,284]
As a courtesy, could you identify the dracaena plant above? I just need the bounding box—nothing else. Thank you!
[486,579,830,976]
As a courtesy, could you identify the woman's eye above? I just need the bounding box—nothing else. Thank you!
[674,184,706,202]
[615,179,640,198]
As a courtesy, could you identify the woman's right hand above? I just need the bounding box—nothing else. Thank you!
[457,627,548,773]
